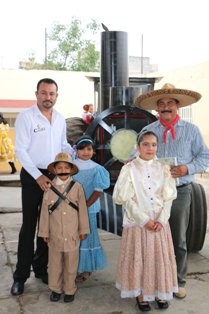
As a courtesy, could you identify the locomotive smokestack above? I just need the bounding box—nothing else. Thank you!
[100,31,129,111]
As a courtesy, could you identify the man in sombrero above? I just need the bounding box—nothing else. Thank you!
[135,83,209,299]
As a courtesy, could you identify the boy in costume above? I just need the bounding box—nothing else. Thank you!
[38,152,90,302]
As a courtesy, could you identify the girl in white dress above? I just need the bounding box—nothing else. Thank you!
[113,131,178,311]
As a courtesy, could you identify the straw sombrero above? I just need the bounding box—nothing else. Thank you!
[48,152,78,175]
[135,83,201,111]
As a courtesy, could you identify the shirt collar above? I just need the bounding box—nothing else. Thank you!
[74,158,97,170]
[153,118,186,128]
[55,176,71,185]
[136,156,155,165]
[33,104,56,117]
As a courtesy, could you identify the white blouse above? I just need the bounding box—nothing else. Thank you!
[113,157,177,227]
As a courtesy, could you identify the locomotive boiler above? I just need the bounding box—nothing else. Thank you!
[66,30,207,252]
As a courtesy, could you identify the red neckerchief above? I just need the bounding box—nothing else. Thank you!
[159,114,180,143]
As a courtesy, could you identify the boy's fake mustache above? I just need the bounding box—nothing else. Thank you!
[57,173,71,176]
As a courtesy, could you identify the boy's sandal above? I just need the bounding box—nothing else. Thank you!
[136,297,151,312]
[155,298,169,309]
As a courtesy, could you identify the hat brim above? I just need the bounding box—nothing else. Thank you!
[135,88,201,111]
[48,160,78,175]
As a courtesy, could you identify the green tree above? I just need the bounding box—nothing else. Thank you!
[19,51,48,70]
[47,17,100,71]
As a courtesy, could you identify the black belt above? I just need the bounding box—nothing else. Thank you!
[177,183,191,189]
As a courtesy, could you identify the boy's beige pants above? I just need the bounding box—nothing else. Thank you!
[48,247,79,295]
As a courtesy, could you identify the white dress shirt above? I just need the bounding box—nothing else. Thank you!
[15,104,73,179]
[113,157,177,227]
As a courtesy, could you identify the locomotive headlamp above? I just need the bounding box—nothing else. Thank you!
[110,128,137,163]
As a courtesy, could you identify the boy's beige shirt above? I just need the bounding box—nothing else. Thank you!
[38,177,90,252]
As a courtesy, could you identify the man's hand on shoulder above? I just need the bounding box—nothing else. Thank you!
[36,175,53,191]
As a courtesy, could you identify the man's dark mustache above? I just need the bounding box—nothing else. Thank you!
[44,101,53,104]
[161,110,172,113]
[57,173,71,176]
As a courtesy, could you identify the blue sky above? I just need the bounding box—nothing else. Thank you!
[0,0,208,71]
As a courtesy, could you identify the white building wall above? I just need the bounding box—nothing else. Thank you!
[152,61,209,145]
[1,63,209,146]
[0,69,95,119]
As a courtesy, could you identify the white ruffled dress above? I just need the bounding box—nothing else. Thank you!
[113,157,178,301]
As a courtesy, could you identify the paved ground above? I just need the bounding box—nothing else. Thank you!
[1,172,209,313]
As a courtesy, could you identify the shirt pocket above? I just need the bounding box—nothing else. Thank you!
[69,233,80,250]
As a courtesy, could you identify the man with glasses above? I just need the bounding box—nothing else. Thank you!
[135,83,209,299]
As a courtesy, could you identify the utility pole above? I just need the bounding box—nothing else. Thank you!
[141,34,143,74]
[45,28,47,68]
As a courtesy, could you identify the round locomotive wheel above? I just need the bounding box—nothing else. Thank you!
[186,182,207,252]
[85,105,157,190]
[66,117,88,145]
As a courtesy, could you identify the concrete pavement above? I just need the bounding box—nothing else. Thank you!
[1,173,209,313]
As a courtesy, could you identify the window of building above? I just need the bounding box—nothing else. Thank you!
[179,106,193,123]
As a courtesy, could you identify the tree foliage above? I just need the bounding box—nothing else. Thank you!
[19,17,100,71]
[47,17,100,71]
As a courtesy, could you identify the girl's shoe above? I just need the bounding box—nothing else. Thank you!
[50,291,61,302]
[155,298,169,309]
[136,297,151,312]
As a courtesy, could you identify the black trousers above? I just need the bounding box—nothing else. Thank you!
[13,168,54,282]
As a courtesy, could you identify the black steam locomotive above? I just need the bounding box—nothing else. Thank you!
[66,30,207,252]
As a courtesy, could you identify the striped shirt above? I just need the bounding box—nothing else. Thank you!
[142,119,209,185]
